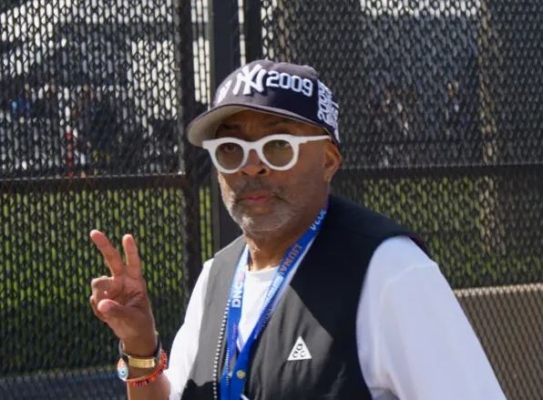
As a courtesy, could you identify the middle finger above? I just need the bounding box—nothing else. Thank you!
[90,230,125,277]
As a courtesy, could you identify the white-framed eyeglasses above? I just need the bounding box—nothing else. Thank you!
[202,133,330,174]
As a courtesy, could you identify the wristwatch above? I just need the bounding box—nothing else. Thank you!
[118,336,162,369]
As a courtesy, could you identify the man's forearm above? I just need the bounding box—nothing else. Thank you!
[127,374,171,400]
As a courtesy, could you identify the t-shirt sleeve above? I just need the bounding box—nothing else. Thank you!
[357,236,506,400]
[164,259,213,400]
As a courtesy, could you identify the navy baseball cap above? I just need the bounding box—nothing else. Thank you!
[186,59,340,146]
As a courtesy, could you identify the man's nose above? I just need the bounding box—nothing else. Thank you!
[240,149,269,176]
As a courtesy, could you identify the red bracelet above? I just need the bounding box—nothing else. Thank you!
[117,349,168,388]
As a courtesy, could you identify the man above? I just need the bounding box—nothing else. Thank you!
[89,60,506,399]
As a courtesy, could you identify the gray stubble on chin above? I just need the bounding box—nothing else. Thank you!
[229,201,297,236]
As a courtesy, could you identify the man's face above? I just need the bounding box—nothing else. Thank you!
[214,110,341,238]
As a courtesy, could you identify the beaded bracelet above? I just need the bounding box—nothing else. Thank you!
[117,349,168,388]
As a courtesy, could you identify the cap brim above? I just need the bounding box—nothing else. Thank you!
[186,103,323,146]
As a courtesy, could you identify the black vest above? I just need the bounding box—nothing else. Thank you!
[181,195,422,400]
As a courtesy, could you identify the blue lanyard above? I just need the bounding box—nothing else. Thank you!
[219,206,328,400]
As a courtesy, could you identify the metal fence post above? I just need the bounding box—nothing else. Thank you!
[244,0,263,62]
[208,0,243,252]
[175,0,204,292]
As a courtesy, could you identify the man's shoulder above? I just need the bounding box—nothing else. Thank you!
[372,236,435,271]
[326,195,428,254]
[328,195,408,236]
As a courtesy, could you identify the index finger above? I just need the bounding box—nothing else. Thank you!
[90,230,125,277]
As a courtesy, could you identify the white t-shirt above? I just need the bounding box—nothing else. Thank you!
[164,236,506,400]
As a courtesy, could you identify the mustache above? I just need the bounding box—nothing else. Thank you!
[231,179,280,199]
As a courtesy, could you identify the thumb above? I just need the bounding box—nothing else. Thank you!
[96,299,155,345]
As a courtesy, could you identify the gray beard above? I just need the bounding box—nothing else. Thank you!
[229,200,296,237]
[221,179,298,237]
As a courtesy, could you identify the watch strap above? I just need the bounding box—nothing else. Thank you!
[118,335,161,369]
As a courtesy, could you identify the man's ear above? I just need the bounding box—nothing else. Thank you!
[323,142,342,182]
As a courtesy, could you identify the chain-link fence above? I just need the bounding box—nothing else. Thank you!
[255,1,543,398]
[1,0,213,398]
[1,0,542,399]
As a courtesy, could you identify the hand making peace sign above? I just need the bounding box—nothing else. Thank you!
[89,230,157,356]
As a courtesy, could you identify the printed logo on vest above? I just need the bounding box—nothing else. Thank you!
[287,336,312,361]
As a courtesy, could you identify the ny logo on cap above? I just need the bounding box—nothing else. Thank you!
[215,63,315,104]
[232,64,268,96]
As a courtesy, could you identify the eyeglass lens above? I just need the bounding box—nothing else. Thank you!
[216,138,294,170]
